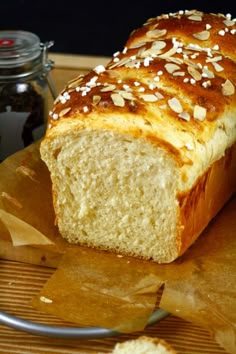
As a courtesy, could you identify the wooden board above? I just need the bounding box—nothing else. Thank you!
[0,259,227,354]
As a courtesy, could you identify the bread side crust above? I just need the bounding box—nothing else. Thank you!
[178,143,236,256]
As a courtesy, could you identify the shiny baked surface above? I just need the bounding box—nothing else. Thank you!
[46,10,236,187]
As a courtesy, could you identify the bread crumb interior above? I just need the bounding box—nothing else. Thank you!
[46,130,179,263]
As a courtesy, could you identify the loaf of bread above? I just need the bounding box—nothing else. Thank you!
[107,336,177,353]
[40,9,236,263]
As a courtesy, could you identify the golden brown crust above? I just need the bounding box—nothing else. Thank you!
[127,10,236,61]
[46,10,236,181]
[48,10,236,129]
[178,143,236,256]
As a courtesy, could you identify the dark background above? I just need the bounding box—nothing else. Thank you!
[1,0,236,57]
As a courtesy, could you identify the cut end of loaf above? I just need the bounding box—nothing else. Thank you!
[40,129,181,263]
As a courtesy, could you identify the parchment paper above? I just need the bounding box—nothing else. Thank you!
[0,142,235,353]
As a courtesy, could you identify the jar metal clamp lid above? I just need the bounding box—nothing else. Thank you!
[0,30,57,99]
[0,30,58,161]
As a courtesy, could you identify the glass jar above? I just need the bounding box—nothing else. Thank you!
[0,30,56,161]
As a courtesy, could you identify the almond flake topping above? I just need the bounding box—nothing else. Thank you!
[140,94,158,102]
[206,55,223,63]
[222,79,235,96]
[212,62,224,72]
[106,70,120,78]
[187,66,202,81]
[155,92,164,100]
[178,112,190,121]
[68,76,84,88]
[119,91,134,100]
[165,63,181,74]
[223,19,235,26]
[151,40,167,50]
[193,105,206,120]
[146,29,167,39]
[193,31,210,40]
[158,45,178,59]
[111,93,125,107]
[202,67,215,79]
[173,71,185,76]
[100,84,116,92]
[130,41,147,49]
[59,107,71,117]
[168,97,183,113]
[188,15,202,21]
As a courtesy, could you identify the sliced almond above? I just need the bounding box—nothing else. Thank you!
[146,29,167,39]
[111,93,125,107]
[129,41,147,49]
[222,79,235,96]
[193,105,206,120]
[100,84,116,92]
[68,76,84,88]
[106,70,120,78]
[158,46,178,59]
[206,55,223,63]
[168,56,184,65]
[140,94,158,102]
[187,66,202,81]
[59,107,71,117]
[109,57,130,69]
[155,92,164,100]
[212,62,224,72]
[202,67,215,79]
[151,40,167,50]
[140,49,159,57]
[165,63,181,74]
[173,71,185,76]
[178,111,191,121]
[168,97,183,113]
[125,60,140,69]
[193,30,210,40]
[223,19,235,26]
[117,57,134,67]
[188,15,203,21]
[119,91,134,100]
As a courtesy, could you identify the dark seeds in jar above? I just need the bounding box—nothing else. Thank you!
[0,82,46,160]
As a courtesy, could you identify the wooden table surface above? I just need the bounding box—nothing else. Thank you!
[0,53,229,354]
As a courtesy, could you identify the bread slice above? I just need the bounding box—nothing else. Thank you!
[40,10,236,263]
[108,336,177,353]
